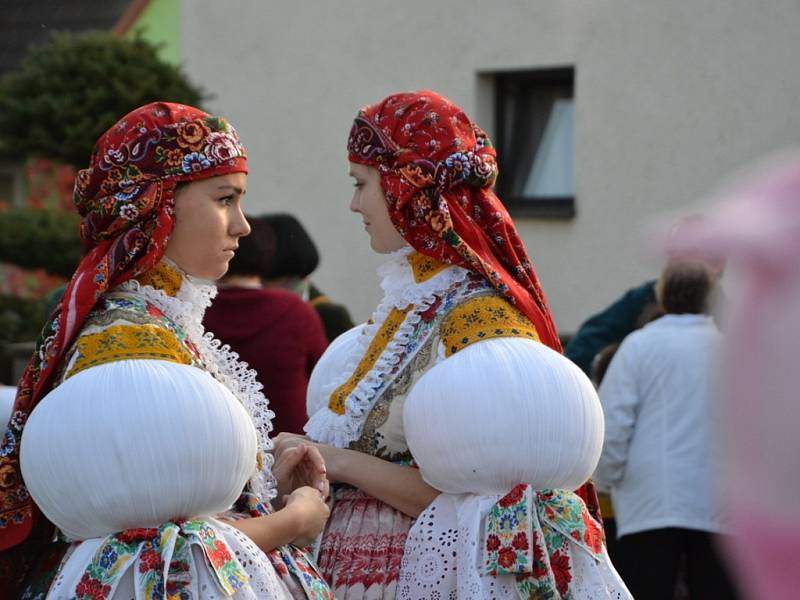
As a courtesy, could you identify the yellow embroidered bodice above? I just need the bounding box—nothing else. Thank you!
[329,306,412,415]
[326,251,543,461]
[406,250,450,283]
[440,294,540,357]
[135,260,184,297]
[66,324,194,379]
[61,260,200,381]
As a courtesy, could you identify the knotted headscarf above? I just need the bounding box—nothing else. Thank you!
[347,90,561,350]
[0,102,247,576]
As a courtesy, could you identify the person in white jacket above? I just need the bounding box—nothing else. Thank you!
[594,259,739,599]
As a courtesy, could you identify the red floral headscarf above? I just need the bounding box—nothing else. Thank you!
[347,90,561,350]
[0,103,247,568]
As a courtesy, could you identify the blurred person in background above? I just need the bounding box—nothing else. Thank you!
[590,342,622,560]
[594,259,738,599]
[566,279,661,375]
[565,216,722,377]
[205,214,328,435]
[259,214,354,342]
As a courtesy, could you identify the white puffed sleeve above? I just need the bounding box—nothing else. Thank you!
[403,337,604,495]
[20,360,257,541]
[306,324,366,418]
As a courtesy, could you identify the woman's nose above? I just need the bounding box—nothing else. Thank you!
[231,207,251,237]
[349,193,360,214]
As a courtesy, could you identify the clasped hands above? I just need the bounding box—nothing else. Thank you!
[269,433,333,547]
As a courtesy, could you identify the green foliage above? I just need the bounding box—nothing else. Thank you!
[0,293,47,383]
[0,31,206,167]
[0,209,81,277]
[0,294,47,347]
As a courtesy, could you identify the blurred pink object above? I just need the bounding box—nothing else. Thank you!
[667,155,800,600]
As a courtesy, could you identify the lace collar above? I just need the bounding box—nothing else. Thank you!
[118,258,217,337]
[376,246,466,309]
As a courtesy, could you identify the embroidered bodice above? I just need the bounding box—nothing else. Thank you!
[60,259,277,502]
[305,248,540,459]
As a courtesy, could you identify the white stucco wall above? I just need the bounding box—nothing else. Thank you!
[180,0,800,332]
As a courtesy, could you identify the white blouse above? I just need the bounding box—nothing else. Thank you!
[594,313,728,538]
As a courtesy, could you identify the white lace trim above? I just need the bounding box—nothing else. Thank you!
[304,249,469,447]
[117,262,277,502]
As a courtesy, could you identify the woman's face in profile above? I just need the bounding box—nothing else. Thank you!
[165,172,251,280]
[348,162,406,254]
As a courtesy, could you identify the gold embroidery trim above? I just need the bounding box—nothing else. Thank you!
[135,260,183,297]
[66,324,194,379]
[407,251,450,283]
[328,306,412,415]
[440,295,540,357]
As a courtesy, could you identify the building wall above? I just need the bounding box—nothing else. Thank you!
[128,0,181,65]
[180,0,800,332]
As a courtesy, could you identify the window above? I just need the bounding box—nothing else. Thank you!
[494,67,575,217]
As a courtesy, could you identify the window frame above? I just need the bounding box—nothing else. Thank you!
[493,66,576,219]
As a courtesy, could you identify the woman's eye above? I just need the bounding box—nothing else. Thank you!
[353,181,364,188]
[218,196,234,206]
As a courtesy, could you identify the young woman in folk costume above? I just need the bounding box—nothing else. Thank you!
[0,102,334,599]
[274,91,632,599]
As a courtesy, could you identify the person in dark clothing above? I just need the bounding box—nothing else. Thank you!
[568,216,726,376]
[259,214,355,342]
[204,216,328,435]
[565,280,659,375]
[308,283,355,342]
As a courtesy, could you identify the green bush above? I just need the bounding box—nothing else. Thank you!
[0,294,47,345]
[0,294,47,384]
[0,209,81,277]
[0,31,206,167]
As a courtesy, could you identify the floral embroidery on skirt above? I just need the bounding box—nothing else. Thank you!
[318,487,413,599]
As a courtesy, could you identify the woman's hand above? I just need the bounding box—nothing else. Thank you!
[223,486,330,552]
[272,440,329,504]
[274,432,440,518]
[283,486,330,547]
[273,432,343,482]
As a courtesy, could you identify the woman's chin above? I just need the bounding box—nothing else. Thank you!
[182,263,230,281]
[370,239,408,254]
